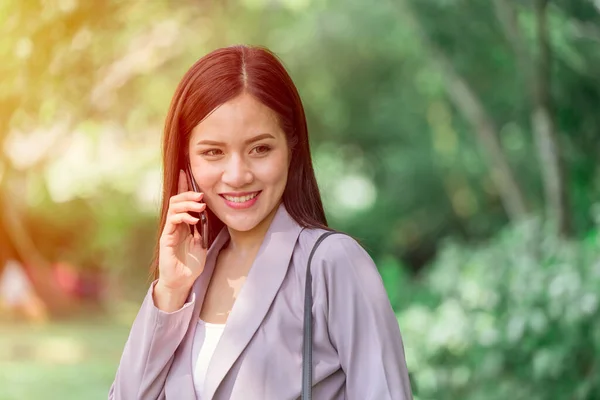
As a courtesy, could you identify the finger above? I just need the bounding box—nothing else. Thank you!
[173,212,200,226]
[193,224,201,241]
[169,201,206,215]
[178,169,188,194]
[163,212,199,235]
[191,228,205,251]
[169,191,203,206]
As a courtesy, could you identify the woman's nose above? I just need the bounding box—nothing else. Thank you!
[221,155,253,187]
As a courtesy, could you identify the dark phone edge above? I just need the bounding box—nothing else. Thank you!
[185,163,209,249]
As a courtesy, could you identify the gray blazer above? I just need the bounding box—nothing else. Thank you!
[109,203,413,399]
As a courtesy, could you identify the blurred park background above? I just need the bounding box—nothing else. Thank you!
[1,0,599,399]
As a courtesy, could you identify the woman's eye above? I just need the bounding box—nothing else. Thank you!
[252,145,271,155]
[202,149,222,156]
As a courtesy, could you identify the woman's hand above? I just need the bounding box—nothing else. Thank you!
[155,170,207,311]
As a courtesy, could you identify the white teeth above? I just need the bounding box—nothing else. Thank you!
[223,192,259,203]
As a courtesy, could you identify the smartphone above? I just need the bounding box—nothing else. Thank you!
[186,162,208,249]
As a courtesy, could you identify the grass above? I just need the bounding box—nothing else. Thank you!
[0,317,132,400]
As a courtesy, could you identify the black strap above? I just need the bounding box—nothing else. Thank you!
[302,231,340,400]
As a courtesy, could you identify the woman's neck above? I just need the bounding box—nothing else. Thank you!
[224,203,280,257]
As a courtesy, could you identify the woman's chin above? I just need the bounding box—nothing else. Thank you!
[228,225,256,233]
[219,213,262,233]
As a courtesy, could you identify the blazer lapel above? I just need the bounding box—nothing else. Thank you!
[169,226,231,400]
[202,203,302,399]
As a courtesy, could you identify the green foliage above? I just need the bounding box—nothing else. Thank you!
[399,210,600,399]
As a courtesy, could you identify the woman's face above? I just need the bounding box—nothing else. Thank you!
[188,92,290,234]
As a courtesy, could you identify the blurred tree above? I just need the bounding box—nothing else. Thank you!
[0,0,165,313]
[0,0,124,313]
[396,0,530,223]
[494,0,571,235]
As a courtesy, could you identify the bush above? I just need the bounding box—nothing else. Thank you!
[399,216,600,400]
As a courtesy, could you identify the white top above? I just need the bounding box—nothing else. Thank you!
[192,319,226,397]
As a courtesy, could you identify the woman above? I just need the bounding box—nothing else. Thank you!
[109,45,413,400]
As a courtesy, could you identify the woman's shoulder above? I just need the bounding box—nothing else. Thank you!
[296,228,388,303]
[296,227,372,267]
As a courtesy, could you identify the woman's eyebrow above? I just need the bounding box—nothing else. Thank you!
[196,133,275,146]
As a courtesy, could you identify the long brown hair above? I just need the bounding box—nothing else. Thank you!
[151,45,330,280]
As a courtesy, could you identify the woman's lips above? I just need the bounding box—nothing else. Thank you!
[220,191,261,210]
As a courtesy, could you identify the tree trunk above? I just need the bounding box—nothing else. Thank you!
[532,0,570,235]
[396,0,529,221]
[0,167,72,316]
[442,60,530,221]
[494,0,571,235]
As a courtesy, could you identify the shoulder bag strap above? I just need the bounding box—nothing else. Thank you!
[302,231,340,400]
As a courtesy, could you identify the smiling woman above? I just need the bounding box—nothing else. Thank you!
[188,93,290,232]
[108,45,413,400]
